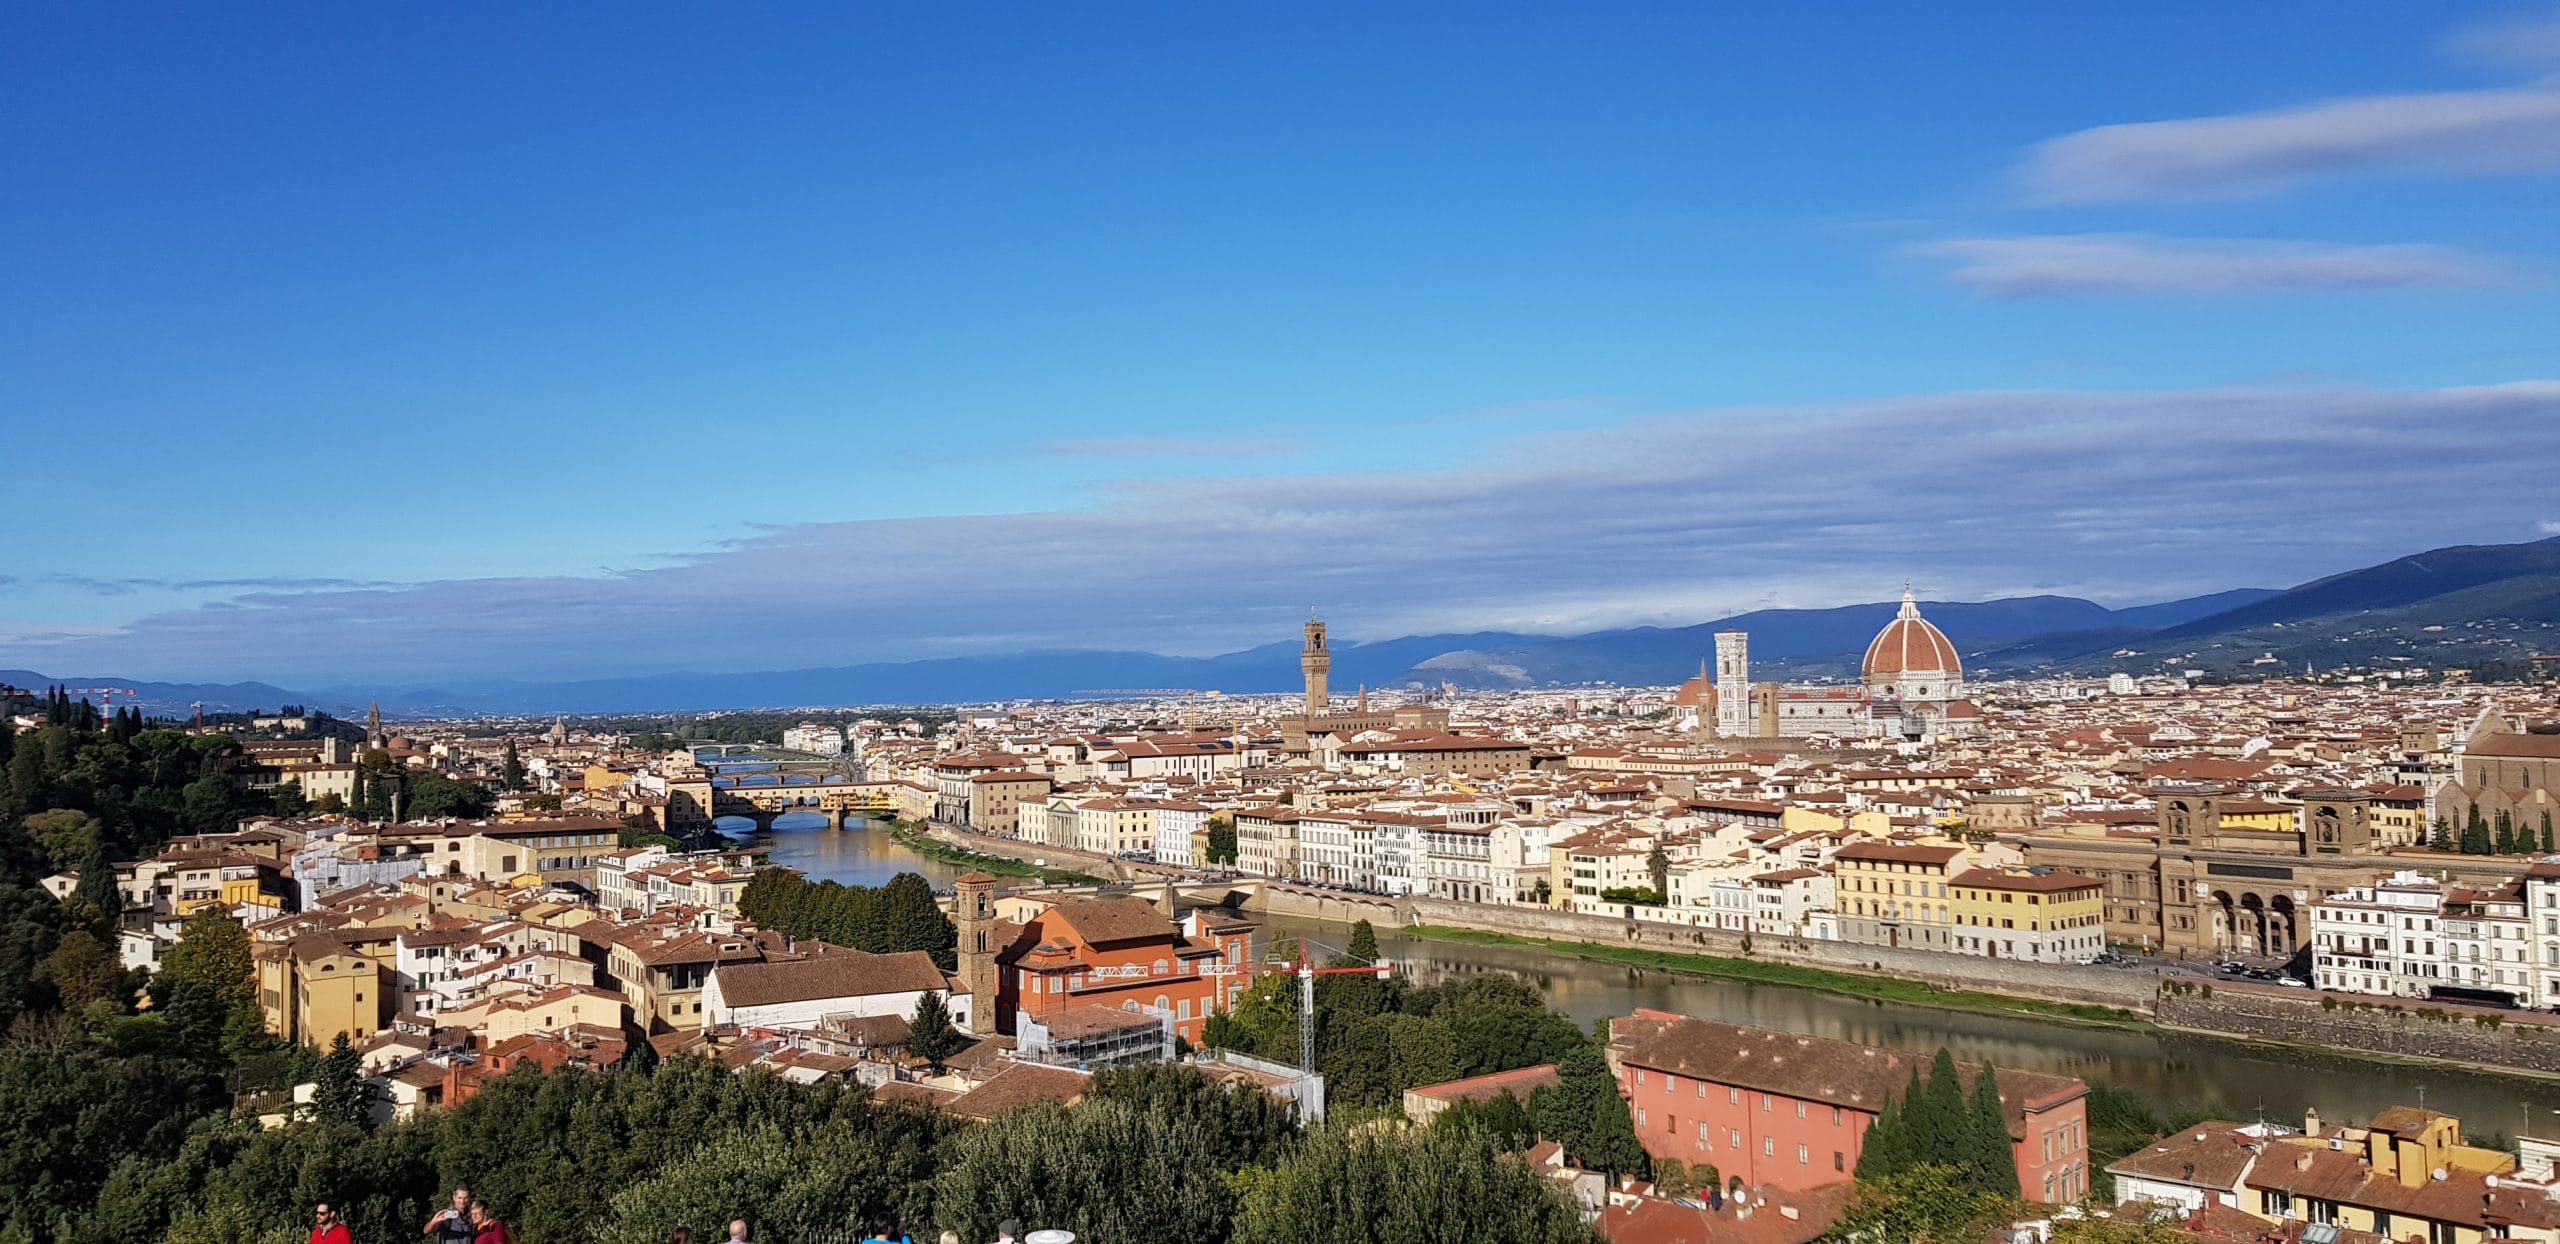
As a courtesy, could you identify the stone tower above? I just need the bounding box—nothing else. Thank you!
[1301,615,1331,718]
[2158,784,2224,849]
[1713,629,1751,738]
[2302,789,2376,855]
[953,870,1002,1034]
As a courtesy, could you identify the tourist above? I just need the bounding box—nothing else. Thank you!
[670,1231,694,1244]
[865,1219,911,1243]
[311,1202,352,1244]
[425,1187,475,1243]
[992,1220,1021,1244]
[939,1232,962,1244]
[469,1201,511,1244]
[726,1219,750,1244]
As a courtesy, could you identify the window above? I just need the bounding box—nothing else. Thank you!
[1763,1137,1775,1156]
[2260,1191,2288,1218]
[1798,1144,1809,1164]
[1729,1087,1741,1104]
[1762,1094,1773,1112]
[1834,1151,1845,1172]
[1729,1129,1741,1150]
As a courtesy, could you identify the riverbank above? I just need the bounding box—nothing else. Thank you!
[1405,923,2148,1029]
[883,821,1103,885]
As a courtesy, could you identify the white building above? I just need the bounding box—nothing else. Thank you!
[1152,801,1209,868]
[2309,870,2448,999]
[781,724,845,756]
[700,950,966,1033]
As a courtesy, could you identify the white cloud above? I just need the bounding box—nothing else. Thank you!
[11,382,2560,685]
[1918,233,2511,296]
[2540,519,2560,535]
[2018,86,2560,202]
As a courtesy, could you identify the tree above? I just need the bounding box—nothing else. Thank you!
[1909,1048,1967,1157]
[1089,1062,1300,1168]
[157,913,263,1059]
[2496,810,2518,855]
[1647,839,1670,898]
[310,1032,376,1130]
[501,739,528,793]
[2465,804,2492,855]
[934,1098,1243,1244]
[2543,811,2556,855]
[1435,1091,1535,1150]
[1232,1123,1596,1244]
[877,872,956,968]
[1855,1090,1911,1181]
[402,770,491,820]
[1826,1163,2014,1244]
[905,991,966,1074]
[38,930,124,1011]
[1536,1044,1642,1178]
[1205,814,1238,867]
[1965,1061,2021,1196]
[600,1116,937,1244]
[2431,814,2457,854]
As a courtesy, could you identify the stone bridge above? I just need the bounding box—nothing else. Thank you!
[666,777,903,832]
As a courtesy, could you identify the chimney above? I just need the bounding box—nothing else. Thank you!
[2296,1152,2315,1172]
[2304,1107,2321,1139]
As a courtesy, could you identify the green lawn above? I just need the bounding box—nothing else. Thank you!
[886,823,1104,885]
[1405,924,2146,1028]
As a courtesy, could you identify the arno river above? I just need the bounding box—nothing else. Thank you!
[742,812,2560,1137]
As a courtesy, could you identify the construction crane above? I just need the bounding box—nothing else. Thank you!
[1202,934,1390,1076]
[64,687,140,715]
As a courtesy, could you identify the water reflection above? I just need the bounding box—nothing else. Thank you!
[724,812,963,889]
[1259,915,2560,1136]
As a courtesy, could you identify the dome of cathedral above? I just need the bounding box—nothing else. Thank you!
[1862,587,1961,680]
[1671,665,1717,708]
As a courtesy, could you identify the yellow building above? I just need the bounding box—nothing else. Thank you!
[1833,841,1967,951]
[1946,867,2106,962]
[257,933,391,1048]
[2239,1109,2544,1244]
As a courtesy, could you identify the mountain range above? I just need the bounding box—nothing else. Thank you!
[10,536,2557,716]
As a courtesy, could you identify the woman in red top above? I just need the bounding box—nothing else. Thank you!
[469,1201,511,1244]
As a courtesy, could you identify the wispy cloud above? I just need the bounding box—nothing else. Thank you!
[2443,9,2560,73]
[12,382,2560,685]
[2540,519,2560,536]
[2017,87,2560,202]
[1918,234,2512,296]
[1035,435,1304,459]
[42,575,400,596]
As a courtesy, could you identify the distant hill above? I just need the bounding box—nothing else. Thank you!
[2041,537,2560,677]
[24,535,2554,713]
[0,669,338,719]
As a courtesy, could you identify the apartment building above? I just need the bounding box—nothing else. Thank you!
[1832,841,1970,952]
[1946,867,2106,963]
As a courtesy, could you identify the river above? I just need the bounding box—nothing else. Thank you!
[1256,914,2560,1138]
[722,812,967,890]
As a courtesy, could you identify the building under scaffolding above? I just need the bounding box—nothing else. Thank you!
[1015,1000,1173,1068]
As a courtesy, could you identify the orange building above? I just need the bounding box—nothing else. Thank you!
[1606,1010,2092,1204]
[958,882,1252,1043]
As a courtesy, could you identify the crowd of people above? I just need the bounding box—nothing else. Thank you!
[298,1188,1052,1244]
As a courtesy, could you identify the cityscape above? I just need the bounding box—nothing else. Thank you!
[9,5,2560,1244]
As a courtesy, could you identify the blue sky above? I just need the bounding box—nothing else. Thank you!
[6,3,2560,685]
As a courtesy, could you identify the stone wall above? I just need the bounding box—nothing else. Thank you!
[2155,981,2560,1075]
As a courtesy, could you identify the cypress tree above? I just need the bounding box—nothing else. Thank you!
[1913,1049,1967,1157]
[1965,1061,2021,1196]
[2465,805,2492,855]
[2431,814,2457,854]
[2542,811,2555,855]
[1857,1090,1910,1180]
[2496,810,2517,855]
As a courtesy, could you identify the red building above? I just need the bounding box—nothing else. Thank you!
[964,891,1254,1043]
[1606,1009,2091,1203]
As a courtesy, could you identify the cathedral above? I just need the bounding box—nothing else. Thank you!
[1673,586,1982,743]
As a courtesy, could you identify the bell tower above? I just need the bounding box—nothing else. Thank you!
[1301,614,1331,718]
[953,870,1002,1034]
[1714,630,1751,738]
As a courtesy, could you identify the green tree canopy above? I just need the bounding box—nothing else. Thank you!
[1233,1123,1598,1244]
